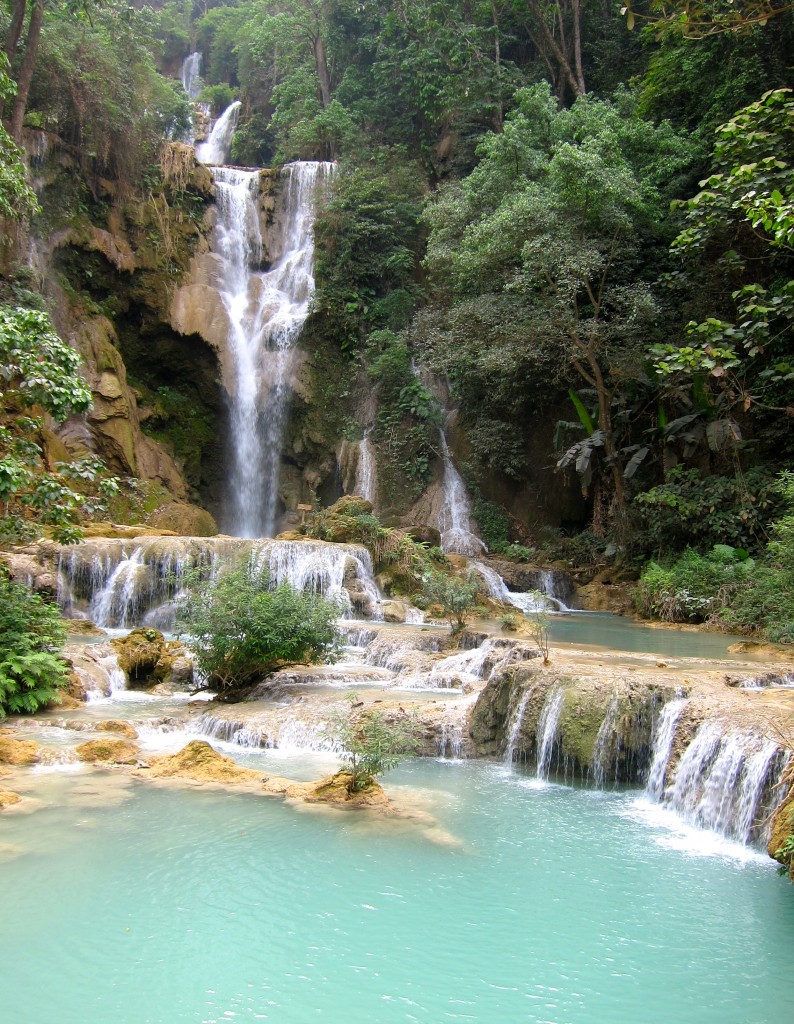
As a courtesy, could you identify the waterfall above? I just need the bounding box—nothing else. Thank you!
[437,429,486,556]
[206,160,332,537]
[504,687,532,764]
[195,100,241,165]
[471,562,549,615]
[665,721,785,845]
[436,722,465,759]
[535,686,564,780]
[354,433,378,505]
[56,537,382,629]
[646,698,686,800]
[591,695,621,788]
[181,52,203,100]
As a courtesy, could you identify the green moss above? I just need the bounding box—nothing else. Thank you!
[556,682,612,768]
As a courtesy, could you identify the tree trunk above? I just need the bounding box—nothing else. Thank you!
[4,0,27,63]
[570,0,586,95]
[9,0,43,142]
[525,0,584,101]
[312,34,332,109]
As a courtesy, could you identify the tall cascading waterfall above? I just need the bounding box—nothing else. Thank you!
[195,100,241,165]
[181,52,203,100]
[354,432,378,505]
[437,429,486,556]
[203,159,331,536]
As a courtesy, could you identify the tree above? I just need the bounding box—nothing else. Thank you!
[0,55,38,225]
[0,567,68,718]
[421,568,480,631]
[621,0,794,38]
[422,83,693,531]
[653,89,794,447]
[176,566,340,694]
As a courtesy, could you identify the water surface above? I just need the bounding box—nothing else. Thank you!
[2,759,791,1023]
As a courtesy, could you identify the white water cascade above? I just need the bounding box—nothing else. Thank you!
[204,159,331,536]
[646,697,687,800]
[504,686,534,764]
[181,52,203,100]
[56,537,383,628]
[354,433,378,505]
[664,720,784,844]
[535,686,564,780]
[195,100,241,165]
[471,561,550,615]
[437,429,486,556]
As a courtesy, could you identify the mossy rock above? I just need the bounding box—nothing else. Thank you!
[556,683,613,769]
[111,628,169,683]
[76,738,141,763]
[0,789,22,808]
[327,496,373,518]
[768,790,794,881]
[302,770,390,808]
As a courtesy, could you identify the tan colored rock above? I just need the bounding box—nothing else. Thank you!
[146,502,218,537]
[297,770,390,808]
[146,741,260,784]
[0,736,40,766]
[76,738,141,763]
[0,790,22,808]
[96,720,138,740]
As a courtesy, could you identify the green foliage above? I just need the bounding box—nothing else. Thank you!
[633,466,781,553]
[421,569,480,631]
[0,58,39,225]
[26,3,191,187]
[720,471,794,642]
[331,697,420,792]
[176,566,340,693]
[634,546,754,622]
[199,82,237,117]
[0,570,68,718]
[0,306,118,544]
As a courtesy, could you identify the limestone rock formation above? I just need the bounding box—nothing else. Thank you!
[0,736,40,766]
[76,738,141,763]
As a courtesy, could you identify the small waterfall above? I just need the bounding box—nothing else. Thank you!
[436,722,464,759]
[535,686,564,780]
[57,537,383,628]
[666,722,785,845]
[195,100,241,165]
[437,429,486,556]
[181,52,203,100]
[471,562,549,615]
[646,698,687,800]
[591,695,621,789]
[208,160,332,537]
[504,687,532,764]
[354,433,378,505]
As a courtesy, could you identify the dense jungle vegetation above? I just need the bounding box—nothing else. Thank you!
[0,0,792,642]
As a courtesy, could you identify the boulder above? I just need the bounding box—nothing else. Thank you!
[297,770,390,808]
[95,720,138,740]
[0,736,40,766]
[147,502,218,537]
[111,629,169,683]
[146,740,260,784]
[75,738,141,763]
[0,790,22,809]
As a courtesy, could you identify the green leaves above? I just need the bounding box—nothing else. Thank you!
[176,567,340,693]
[0,571,68,718]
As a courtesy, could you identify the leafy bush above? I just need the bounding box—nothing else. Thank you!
[634,546,753,622]
[720,472,794,642]
[331,699,420,792]
[0,571,68,718]
[177,567,340,694]
[633,466,781,555]
[421,569,480,631]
